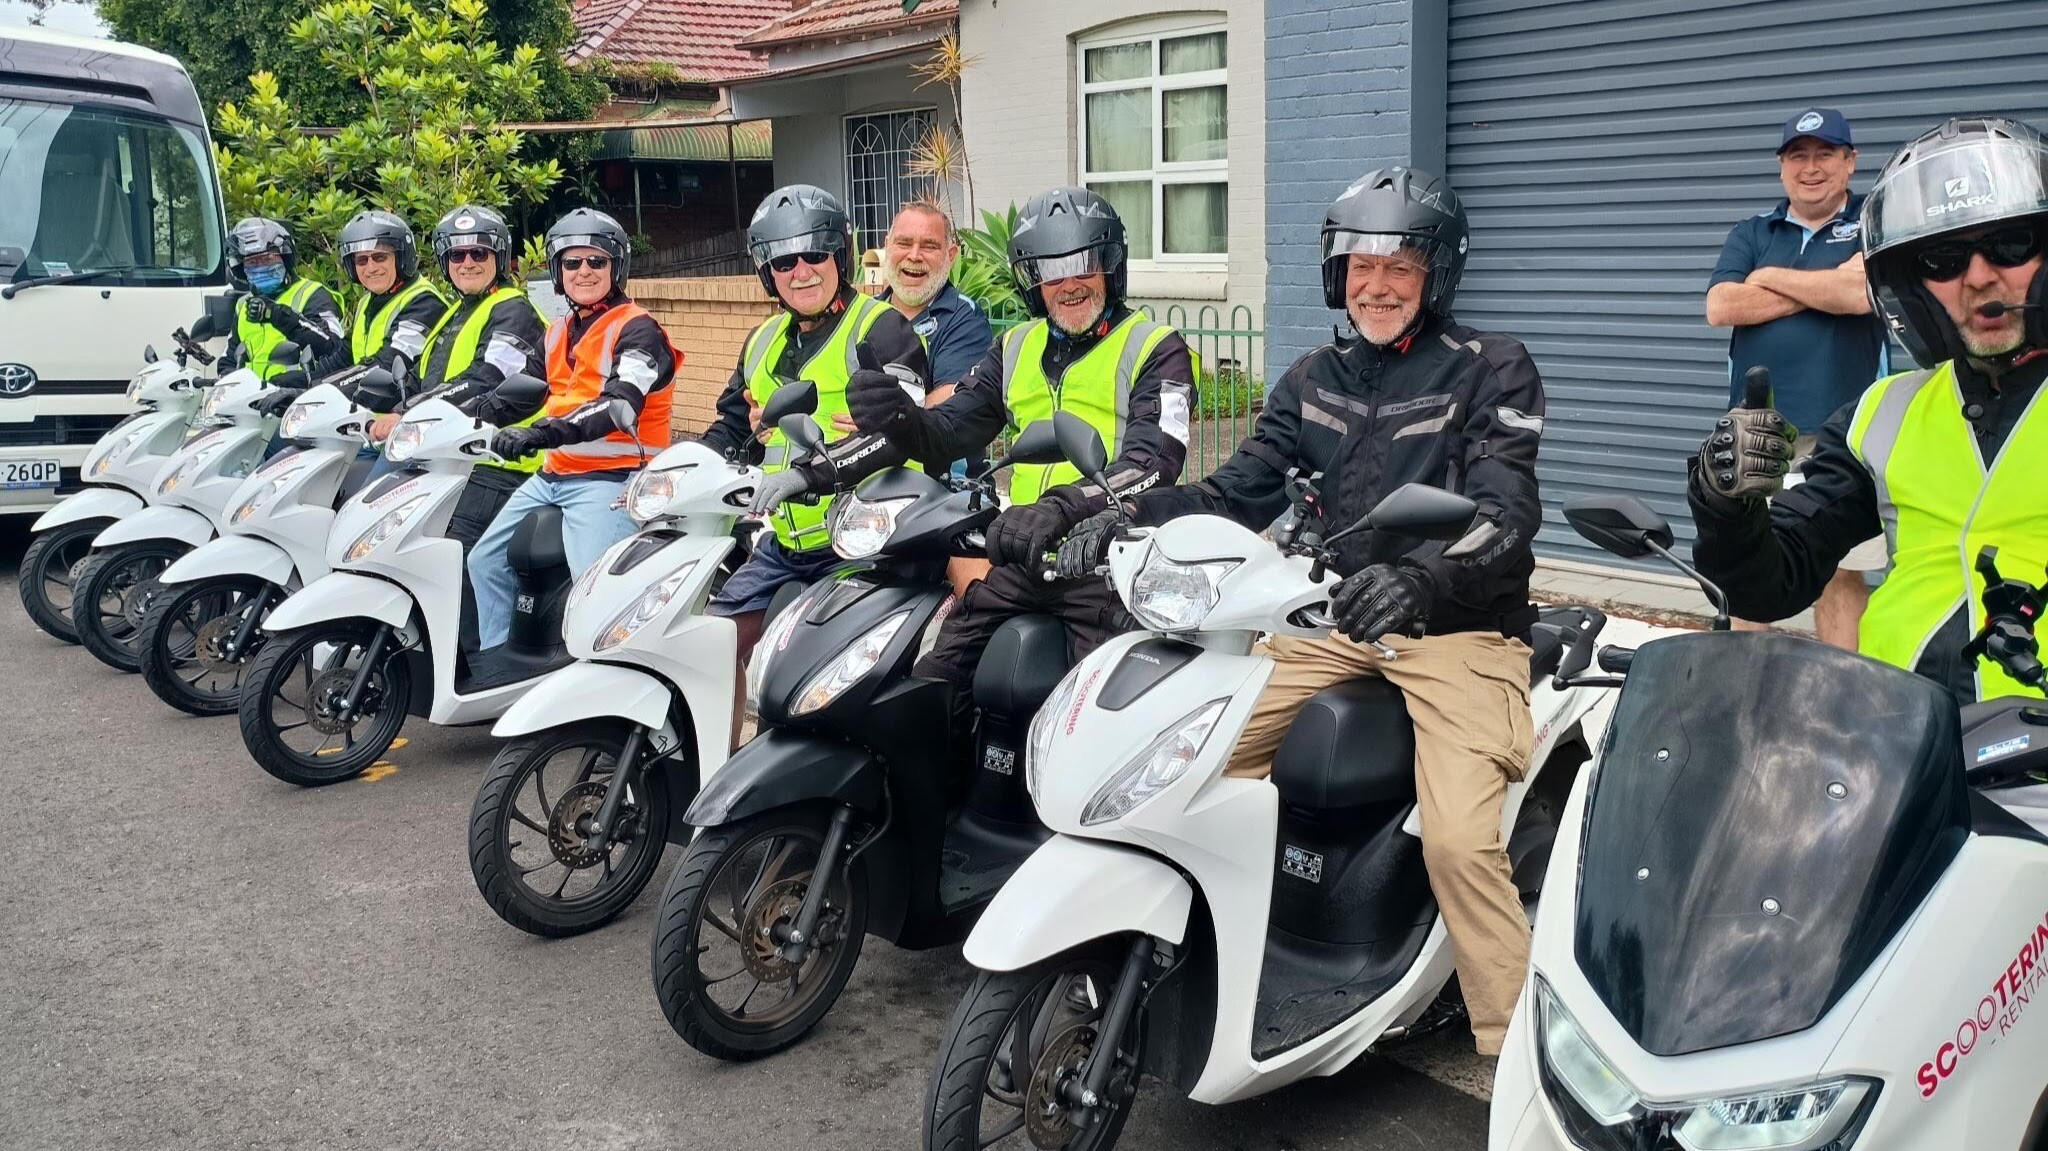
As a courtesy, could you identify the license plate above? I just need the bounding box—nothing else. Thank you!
[0,458,60,490]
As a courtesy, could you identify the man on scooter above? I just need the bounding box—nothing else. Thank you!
[464,208,679,649]
[1057,167,1548,1057]
[1689,117,2048,706]
[221,217,345,381]
[840,186,1195,737]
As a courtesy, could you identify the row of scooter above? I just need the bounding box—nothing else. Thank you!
[21,326,2048,1149]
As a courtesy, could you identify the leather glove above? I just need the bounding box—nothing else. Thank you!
[846,367,921,434]
[749,467,814,516]
[1696,407,1797,502]
[986,501,1077,571]
[265,301,305,336]
[251,387,304,418]
[1329,563,1434,644]
[1055,505,1131,581]
[491,425,553,461]
[241,295,272,324]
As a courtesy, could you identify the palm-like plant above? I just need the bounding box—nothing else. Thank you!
[910,35,975,213]
[952,204,1026,322]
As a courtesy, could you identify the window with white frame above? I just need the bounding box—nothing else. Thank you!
[845,108,936,251]
[1077,26,1227,266]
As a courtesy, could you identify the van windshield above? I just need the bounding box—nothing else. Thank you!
[0,97,224,286]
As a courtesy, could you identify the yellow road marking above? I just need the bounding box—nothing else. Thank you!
[359,763,398,783]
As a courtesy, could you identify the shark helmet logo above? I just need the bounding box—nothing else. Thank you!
[1929,171,2000,218]
[1946,176,1972,199]
[1796,111,1826,133]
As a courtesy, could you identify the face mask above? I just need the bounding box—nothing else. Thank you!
[245,262,287,296]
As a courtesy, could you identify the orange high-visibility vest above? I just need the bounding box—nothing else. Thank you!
[540,301,678,476]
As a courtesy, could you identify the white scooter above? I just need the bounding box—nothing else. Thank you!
[20,324,217,644]
[922,416,1637,1150]
[468,407,759,937]
[135,376,386,716]
[236,376,564,787]
[1491,495,2048,1151]
[69,358,282,673]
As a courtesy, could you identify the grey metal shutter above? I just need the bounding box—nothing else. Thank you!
[1444,0,2048,569]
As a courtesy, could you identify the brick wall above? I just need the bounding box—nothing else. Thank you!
[634,275,778,437]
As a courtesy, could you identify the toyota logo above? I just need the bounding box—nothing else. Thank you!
[0,363,37,397]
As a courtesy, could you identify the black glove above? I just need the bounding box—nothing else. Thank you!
[986,501,1078,571]
[846,367,922,435]
[1055,505,1131,581]
[242,295,272,324]
[252,387,304,418]
[1329,563,1434,644]
[491,424,555,461]
[1695,407,1797,502]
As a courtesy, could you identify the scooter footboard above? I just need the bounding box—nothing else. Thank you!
[492,662,672,737]
[32,487,143,532]
[964,835,1193,971]
[161,534,294,587]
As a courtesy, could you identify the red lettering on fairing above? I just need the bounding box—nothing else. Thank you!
[1920,908,2048,1099]
[1918,1062,1940,1098]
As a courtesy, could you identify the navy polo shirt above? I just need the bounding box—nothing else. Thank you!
[883,281,994,386]
[1709,193,1888,433]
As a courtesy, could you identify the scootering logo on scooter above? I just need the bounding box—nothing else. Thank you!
[1917,906,2048,1098]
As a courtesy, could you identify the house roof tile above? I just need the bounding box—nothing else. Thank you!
[737,0,956,50]
[570,0,793,80]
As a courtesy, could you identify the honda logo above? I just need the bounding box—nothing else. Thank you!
[0,363,37,397]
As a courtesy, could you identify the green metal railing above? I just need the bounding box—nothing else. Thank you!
[988,302,1263,481]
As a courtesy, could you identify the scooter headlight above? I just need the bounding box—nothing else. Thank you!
[1026,662,1095,802]
[125,372,146,402]
[833,495,913,561]
[627,469,678,524]
[230,456,308,524]
[747,586,814,708]
[1080,697,1228,825]
[1129,555,1235,632]
[195,385,231,425]
[791,610,911,716]
[92,424,152,477]
[595,563,698,652]
[278,399,315,440]
[344,494,431,562]
[157,441,227,495]
[384,420,426,463]
[1536,980,1640,1126]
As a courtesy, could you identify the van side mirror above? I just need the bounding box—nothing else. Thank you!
[1562,495,1673,560]
[1365,483,1478,540]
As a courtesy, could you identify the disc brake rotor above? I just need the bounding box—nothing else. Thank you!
[194,612,245,672]
[306,667,374,735]
[545,780,613,869]
[1024,1020,1098,1148]
[120,568,164,627]
[738,875,809,983]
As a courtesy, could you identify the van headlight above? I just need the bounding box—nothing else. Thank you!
[344,494,432,562]
[627,470,677,523]
[833,495,912,560]
[791,610,911,716]
[1080,697,1228,825]
[596,563,697,651]
[1129,555,1236,632]
[384,420,426,463]
[747,585,813,708]
[1027,662,1093,801]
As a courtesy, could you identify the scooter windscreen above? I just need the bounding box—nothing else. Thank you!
[1576,631,1970,1056]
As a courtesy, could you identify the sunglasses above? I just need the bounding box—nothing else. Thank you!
[444,248,496,265]
[1913,226,2044,282]
[348,250,393,267]
[769,251,831,274]
[559,255,613,271]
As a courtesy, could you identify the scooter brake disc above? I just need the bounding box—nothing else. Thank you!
[1024,1020,1098,1147]
[546,781,614,869]
[739,876,809,982]
[307,668,372,735]
[194,613,244,672]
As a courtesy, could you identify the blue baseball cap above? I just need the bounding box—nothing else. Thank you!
[1779,108,1854,152]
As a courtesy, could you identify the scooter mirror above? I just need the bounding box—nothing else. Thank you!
[494,371,552,414]
[1052,410,1110,479]
[271,340,304,365]
[1001,419,1065,467]
[1562,494,1674,560]
[203,292,238,333]
[608,398,638,436]
[143,345,159,364]
[353,368,402,414]
[759,378,820,430]
[187,313,217,342]
[1365,482,1479,540]
[779,413,827,456]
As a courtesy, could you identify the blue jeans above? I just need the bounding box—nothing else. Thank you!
[707,535,853,617]
[466,471,636,648]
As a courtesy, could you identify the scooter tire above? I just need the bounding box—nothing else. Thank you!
[650,807,867,1061]
[924,944,1141,1151]
[137,576,271,716]
[469,724,673,938]
[18,519,104,644]
[238,622,409,786]
[73,540,188,673]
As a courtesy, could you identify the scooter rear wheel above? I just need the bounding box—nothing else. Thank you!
[469,723,673,937]
[18,519,104,644]
[238,621,410,786]
[650,807,867,1060]
[137,576,271,716]
[74,540,187,672]
[925,943,1143,1151]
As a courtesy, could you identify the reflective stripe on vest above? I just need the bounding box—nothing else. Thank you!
[351,278,444,363]
[743,293,909,550]
[237,279,323,380]
[425,287,546,473]
[1846,360,2048,701]
[540,302,677,476]
[1002,315,1182,506]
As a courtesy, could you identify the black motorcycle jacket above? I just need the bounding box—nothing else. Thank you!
[1131,315,1547,638]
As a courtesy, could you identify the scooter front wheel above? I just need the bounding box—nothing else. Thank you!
[137,576,272,716]
[73,540,187,672]
[925,944,1143,1151]
[649,807,867,1060]
[469,723,673,937]
[18,519,104,644]
[238,621,410,786]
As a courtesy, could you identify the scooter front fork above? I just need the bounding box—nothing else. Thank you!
[222,583,277,662]
[775,804,856,965]
[335,623,395,722]
[1065,935,1156,1123]
[580,724,650,851]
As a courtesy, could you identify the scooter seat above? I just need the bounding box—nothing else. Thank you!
[1272,678,1415,811]
[508,506,568,575]
[973,614,1072,718]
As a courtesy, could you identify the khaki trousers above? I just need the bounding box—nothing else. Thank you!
[1227,630,1535,1055]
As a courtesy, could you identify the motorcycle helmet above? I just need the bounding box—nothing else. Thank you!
[1862,117,2048,366]
[545,207,632,295]
[225,217,297,291]
[746,184,853,301]
[337,209,420,287]
[433,204,515,285]
[1008,186,1128,321]
[1320,167,1470,328]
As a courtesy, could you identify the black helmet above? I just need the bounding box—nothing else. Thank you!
[1862,116,2048,366]
[545,207,632,294]
[433,204,515,285]
[1009,187,1128,321]
[1320,167,1469,324]
[746,184,853,302]
[337,209,420,286]
[225,217,296,289]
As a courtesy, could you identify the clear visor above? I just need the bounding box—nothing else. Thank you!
[548,232,615,258]
[1322,230,1438,268]
[340,239,391,257]
[1864,140,2048,255]
[1013,246,1115,290]
[749,231,846,266]
[436,233,493,254]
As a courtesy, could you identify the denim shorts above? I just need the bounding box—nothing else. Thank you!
[707,534,855,616]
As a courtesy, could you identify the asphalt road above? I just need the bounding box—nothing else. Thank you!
[0,518,1492,1151]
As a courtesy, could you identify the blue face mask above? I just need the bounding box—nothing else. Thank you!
[245,262,287,296]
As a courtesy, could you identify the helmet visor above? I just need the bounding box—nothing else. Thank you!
[436,232,495,255]
[749,230,846,267]
[1322,230,1438,268]
[548,232,620,258]
[1013,245,1120,291]
[339,238,391,257]
[1864,138,2048,255]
